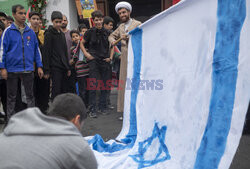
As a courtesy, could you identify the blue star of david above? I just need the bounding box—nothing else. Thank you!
[130,123,171,169]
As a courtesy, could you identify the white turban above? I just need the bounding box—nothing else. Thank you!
[115,1,132,14]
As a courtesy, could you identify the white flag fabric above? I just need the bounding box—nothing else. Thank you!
[87,0,250,168]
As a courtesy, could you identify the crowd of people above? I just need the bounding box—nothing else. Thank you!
[0,1,141,123]
[0,1,141,168]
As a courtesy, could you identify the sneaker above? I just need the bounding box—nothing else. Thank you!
[107,104,115,110]
[118,116,123,121]
[89,111,97,118]
[0,112,5,118]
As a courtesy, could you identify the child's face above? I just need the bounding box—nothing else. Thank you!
[29,15,40,29]
[72,33,80,44]
[80,28,88,36]
[93,17,103,29]
[52,18,62,31]
[104,22,113,31]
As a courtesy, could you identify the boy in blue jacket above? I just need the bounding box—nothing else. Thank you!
[0,4,43,121]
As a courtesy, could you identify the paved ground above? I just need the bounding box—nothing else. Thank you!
[230,135,250,169]
[80,90,123,141]
[0,89,249,168]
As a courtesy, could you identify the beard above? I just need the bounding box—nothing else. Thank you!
[61,24,67,29]
[120,15,130,23]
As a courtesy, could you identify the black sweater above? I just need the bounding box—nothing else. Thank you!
[43,26,70,74]
[84,27,110,59]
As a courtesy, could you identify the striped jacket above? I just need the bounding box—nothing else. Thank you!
[71,42,89,77]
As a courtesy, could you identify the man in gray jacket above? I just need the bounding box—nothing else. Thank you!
[0,93,98,169]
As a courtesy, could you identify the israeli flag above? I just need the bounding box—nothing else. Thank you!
[87,0,250,168]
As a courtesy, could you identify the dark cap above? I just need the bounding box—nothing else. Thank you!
[51,11,63,21]
[0,12,7,18]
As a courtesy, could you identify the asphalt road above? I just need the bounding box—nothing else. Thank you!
[0,89,249,168]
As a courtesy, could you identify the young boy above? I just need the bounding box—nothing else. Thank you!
[78,24,88,40]
[0,5,43,120]
[81,10,112,118]
[6,16,14,27]
[0,12,8,28]
[103,16,114,33]
[69,30,89,107]
[29,11,50,113]
[103,16,116,110]
[43,11,71,100]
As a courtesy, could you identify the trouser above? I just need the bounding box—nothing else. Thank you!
[107,64,112,105]
[51,69,68,100]
[0,79,7,113]
[33,76,50,113]
[247,102,250,120]
[14,79,27,112]
[0,79,7,121]
[88,59,111,111]
[7,72,34,120]
[244,102,250,132]
[66,68,76,93]
[78,76,87,107]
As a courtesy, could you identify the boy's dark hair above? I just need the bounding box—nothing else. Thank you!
[12,4,25,14]
[91,10,103,20]
[6,16,14,22]
[0,12,7,18]
[29,11,40,19]
[103,16,114,25]
[0,21,5,31]
[48,93,87,122]
[70,30,80,37]
[78,24,87,32]
[51,11,63,21]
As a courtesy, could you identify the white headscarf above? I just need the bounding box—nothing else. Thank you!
[115,1,132,14]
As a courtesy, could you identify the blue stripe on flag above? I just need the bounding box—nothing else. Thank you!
[126,27,143,139]
[194,0,246,168]
[88,28,143,153]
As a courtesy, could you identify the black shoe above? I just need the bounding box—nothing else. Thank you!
[89,111,97,118]
[0,119,5,124]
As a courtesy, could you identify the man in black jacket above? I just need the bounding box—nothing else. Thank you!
[43,11,71,100]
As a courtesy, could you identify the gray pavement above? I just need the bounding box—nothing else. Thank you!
[230,135,250,169]
[0,89,249,168]
[80,89,123,141]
